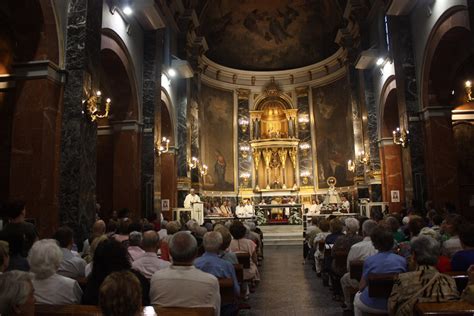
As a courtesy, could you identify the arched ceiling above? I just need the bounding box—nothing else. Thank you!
[199,0,347,71]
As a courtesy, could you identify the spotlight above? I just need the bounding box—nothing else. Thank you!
[376,58,385,66]
[168,68,176,77]
[123,6,133,15]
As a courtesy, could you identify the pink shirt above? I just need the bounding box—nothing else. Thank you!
[132,252,171,279]
[128,246,145,262]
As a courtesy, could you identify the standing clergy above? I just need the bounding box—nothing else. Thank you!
[184,188,201,209]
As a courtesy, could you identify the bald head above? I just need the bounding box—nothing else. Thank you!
[142,230,160,252]
[92,220,106,235]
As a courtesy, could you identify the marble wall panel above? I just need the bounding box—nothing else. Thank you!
[176,80,189,178]
[379,144,404,213]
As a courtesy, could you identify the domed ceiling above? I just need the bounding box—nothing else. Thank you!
[199,0,347,71]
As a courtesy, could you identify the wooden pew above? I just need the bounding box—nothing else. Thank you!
[35,305,158,316]
[333,250,349,273]
[445,271,469,293]
[415,300,474,316]
[349,260,364,282]
[155,306,215,316]
[235,252,250,269]
[234,264,244,284]
[367,273,397,299]
[219,278,237,305]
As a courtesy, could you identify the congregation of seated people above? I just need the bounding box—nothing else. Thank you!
[305,205,474,315]
[0,201,263,316]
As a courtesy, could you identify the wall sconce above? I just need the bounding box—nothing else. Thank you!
[83,90,111,122]
[238,117,249,133]
[188,157,208,176]
[239,144,250,158]
[347,160,355,172]
[465,80,473,102]
[298,114,309,130]
[240,172,251,187]
[392,127,410,148]
[155,137,170,156]
[300,171,311,185]
[299,142,311,157]
[357,151,370,165]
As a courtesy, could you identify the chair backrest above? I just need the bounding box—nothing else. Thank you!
[234,263,244,283]
[349,260,364,282]
[445,271,469,293]
[367,273,397,298]
[154,306,215,316]
[35,305,102,316]
[35,305,158,316]
[219,278,236,305]
[415,301,474,316]
[236,252,251,269]
[333,250,349,270]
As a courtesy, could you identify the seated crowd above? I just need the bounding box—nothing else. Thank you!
[306,207,474,315]
[0,202,263,316]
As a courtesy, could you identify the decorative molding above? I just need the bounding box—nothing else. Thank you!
[12,60,67,84]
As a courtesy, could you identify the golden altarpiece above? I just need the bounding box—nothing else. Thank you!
[250,86,300,192]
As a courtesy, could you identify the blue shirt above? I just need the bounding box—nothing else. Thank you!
[451,249,474,271]
[360,251,407,311]
[194,252,240,295]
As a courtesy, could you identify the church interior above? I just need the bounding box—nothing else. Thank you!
[1,0,474,315]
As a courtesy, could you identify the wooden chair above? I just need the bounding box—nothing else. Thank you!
[236,252,250,269]
[445,271,469,293]
[415,300,474,315]
[154,306,214,316]
[349,260,364,282]
[367,273,398,298]
[234,263,244,284]
[219,278,237,305]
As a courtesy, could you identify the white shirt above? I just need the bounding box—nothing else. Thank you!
[32,273,83,305]
[342,200,350,210]
[235,206,246,218]
[57,248,86,278]
[308,204,321,215]
[442,236,462,258]
[132,252,171,279]
[150,265,220,316]
[346,236,378,271]
[184,194,201,208]
[244,204,255,217]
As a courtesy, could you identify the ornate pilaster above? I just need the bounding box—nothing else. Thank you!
[59,0,103,242]
[237,89,252,193]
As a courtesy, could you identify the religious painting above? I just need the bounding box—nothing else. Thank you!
[200,84,235,192]
[200,0,346,71]
[312,79,354,188]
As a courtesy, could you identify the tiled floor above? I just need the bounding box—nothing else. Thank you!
[243,245,342,316]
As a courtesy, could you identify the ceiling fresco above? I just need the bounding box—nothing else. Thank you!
[199,0,347,71]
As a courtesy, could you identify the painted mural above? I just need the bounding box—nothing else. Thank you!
[200,0,346,71]
[312,79,354,188]
[200,84,235,191]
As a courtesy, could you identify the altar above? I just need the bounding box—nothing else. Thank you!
[254,203,303,225]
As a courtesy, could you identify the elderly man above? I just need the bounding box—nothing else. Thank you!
[340,219,378,310]
[183,188,201,209]
[150,232,220,315]
[53,226,86,278]
[82,220,106,258]
[194,231,240,295]
[132,230,170,279]
[128,231,145,262]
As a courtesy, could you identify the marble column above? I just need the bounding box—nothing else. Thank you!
[422,109,459,210]
[379,139,404,213]
[142,30,163,216]
[390,15,426,209]
[237,89,251,190]
[59,0,102,243]
[176,79,191,206]
[297,86,313,187]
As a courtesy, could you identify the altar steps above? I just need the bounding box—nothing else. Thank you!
[263,232,304,246]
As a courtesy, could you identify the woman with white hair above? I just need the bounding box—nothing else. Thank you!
[28,239,82,304]
[388,235,459,315]
[0,270,36,316]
